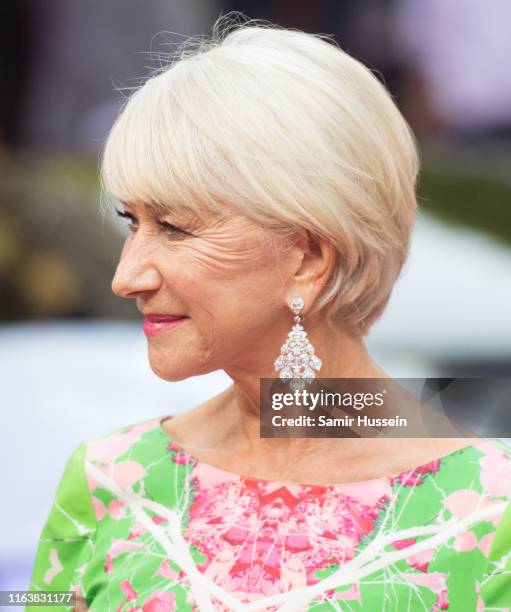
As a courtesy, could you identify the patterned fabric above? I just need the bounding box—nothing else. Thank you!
[27,416,511,611]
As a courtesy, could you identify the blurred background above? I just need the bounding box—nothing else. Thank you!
[1,0,511,595]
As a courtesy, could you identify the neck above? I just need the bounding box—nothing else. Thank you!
[220,316,387,458]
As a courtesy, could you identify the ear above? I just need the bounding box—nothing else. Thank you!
[289,230,337,312]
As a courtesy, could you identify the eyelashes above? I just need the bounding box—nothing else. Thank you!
[114,207,192,237]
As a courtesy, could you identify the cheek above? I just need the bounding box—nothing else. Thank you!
[165,241,286,331]
[179,231,272,276]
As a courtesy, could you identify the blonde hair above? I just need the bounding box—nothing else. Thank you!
[101,13,419,336]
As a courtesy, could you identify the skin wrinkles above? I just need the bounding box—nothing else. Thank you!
[112,200,476,484]
[120,203,274,274]
[112,203,295,381]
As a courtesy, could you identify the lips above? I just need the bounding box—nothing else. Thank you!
[142,314,188,337]
[144,314,187,322]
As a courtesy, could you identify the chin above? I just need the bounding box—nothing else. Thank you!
[149,364,192,382]
[148,358,211,382]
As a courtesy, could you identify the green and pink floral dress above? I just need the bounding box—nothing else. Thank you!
[27,416,511,611]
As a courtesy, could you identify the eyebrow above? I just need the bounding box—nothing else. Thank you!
[121,201,152,209]
[121,200,170,214]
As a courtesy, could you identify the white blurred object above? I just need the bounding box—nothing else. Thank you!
[369,212,511,365]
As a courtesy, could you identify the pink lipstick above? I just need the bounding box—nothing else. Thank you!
[143,315,188,336]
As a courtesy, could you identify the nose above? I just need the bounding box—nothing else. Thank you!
[111,240,162,299]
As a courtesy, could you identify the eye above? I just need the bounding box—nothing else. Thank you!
[115,208,137,233]
[114,207,192,237]
[158,220,191,237]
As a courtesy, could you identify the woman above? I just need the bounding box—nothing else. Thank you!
[28,15,511,611]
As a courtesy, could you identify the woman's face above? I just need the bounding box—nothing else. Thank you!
[111,203,297,380]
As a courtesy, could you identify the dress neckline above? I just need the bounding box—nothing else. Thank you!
[157,415,490,490]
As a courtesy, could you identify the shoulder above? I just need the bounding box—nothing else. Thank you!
[82,416,169,504]
[85,415,165,464]
[473,438,511,499]
[479,492,511,607]
[81,415,192,531]
[434,438,511,512]
[52,414,187,529]
[433,437,511,495]
[448,438,511,566]
[82,415,196,513]
[52,416,165,501]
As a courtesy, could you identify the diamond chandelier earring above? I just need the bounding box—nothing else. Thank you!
[274,296,322,389]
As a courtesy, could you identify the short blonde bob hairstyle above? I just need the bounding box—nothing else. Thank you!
[101,14,419,336]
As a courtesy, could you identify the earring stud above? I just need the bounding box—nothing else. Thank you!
[274,295,322,390]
